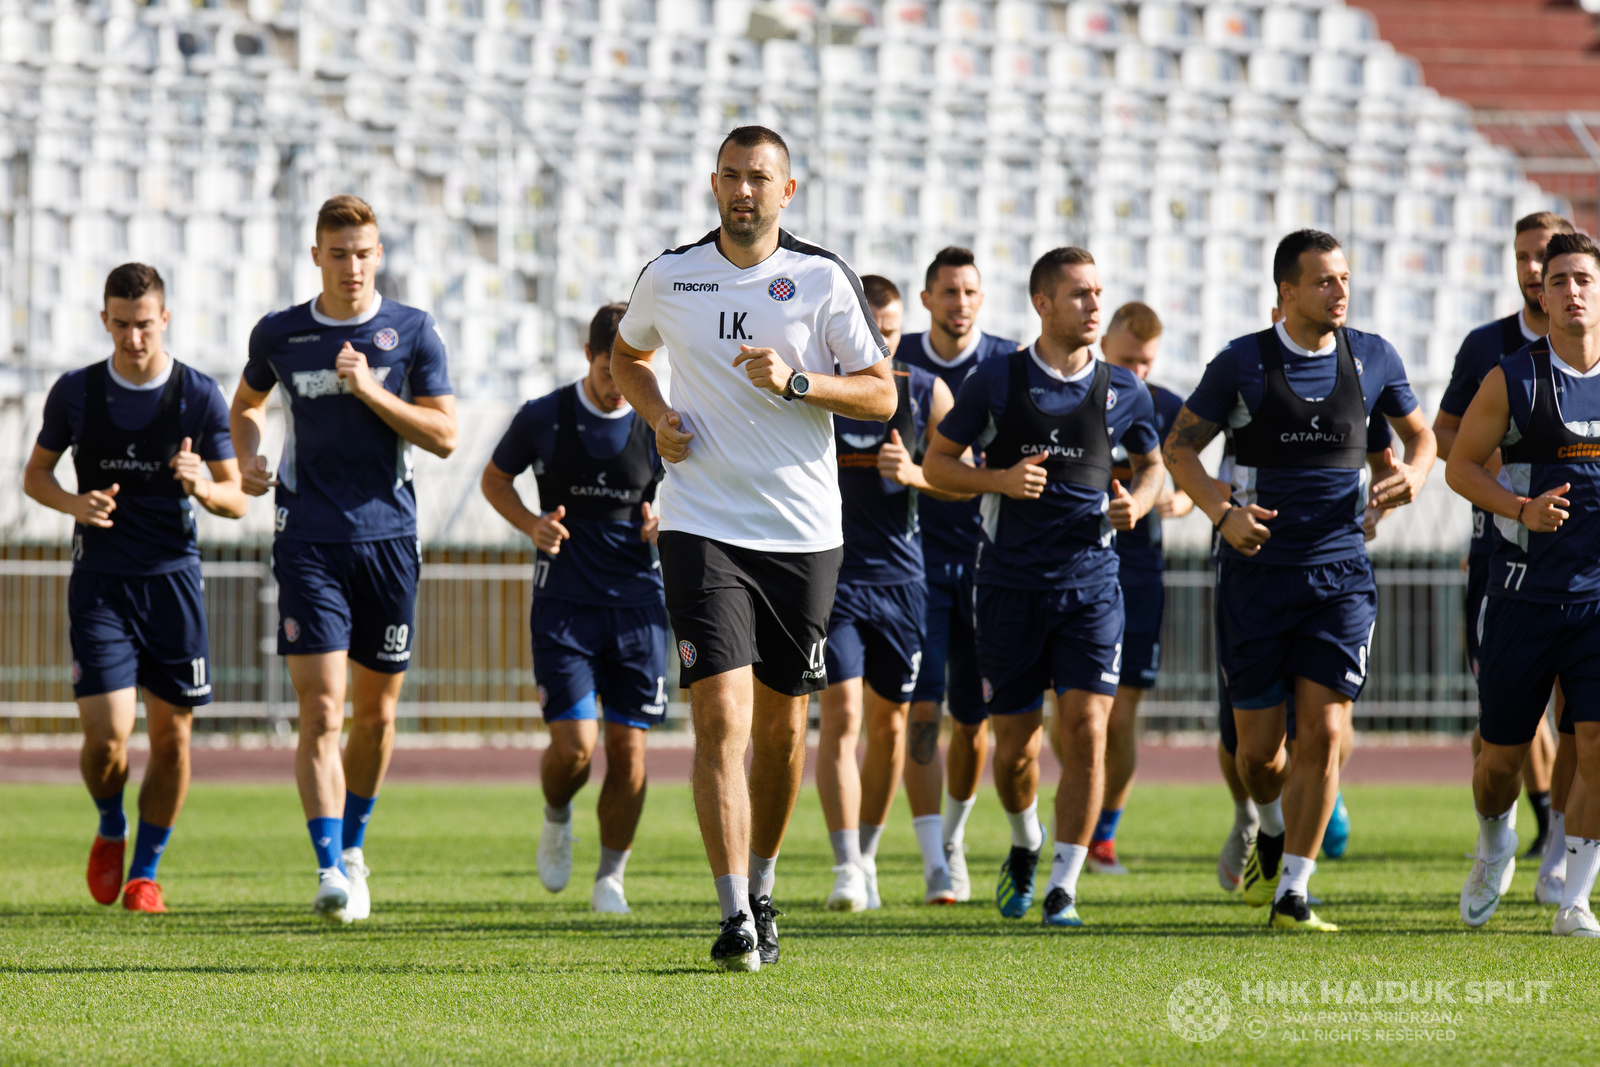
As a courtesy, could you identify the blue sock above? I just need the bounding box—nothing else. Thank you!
[1092,807,1123,844]
[93,791,127,840]
[342,792,378,851]
[307,818,345,872]
[127,820,173,882]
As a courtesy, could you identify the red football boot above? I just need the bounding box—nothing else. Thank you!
[121,878,167,913]
[87,835,126,905]
[1086,838,1129,876]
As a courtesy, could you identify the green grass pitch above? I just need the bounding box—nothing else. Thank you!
[1,780,1593,1065]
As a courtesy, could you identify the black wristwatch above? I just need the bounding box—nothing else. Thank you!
[785,371,811,401]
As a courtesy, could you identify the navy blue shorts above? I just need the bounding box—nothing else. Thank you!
[975,580,1125,717]
[1217,556,1376,709]
[1466,553,1490,677]
[1118,577,1164,690]
[69,566,212,707]
[1477,596,1600,747]
[273,537,420,673]
[825,580,926,703]
[533,597,668,730]
[911,562,984,721]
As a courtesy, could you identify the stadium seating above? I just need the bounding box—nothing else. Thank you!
[0,0,1577,546]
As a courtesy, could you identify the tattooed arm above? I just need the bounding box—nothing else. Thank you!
[1162,405,1277,557]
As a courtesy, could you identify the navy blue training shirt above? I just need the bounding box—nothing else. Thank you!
[1440,311,1540,559]
[1185,323,1418,567]
[490,387,663,607]
[38,359,233,576]
[836,365,937,586]
[939,350,1159,590]
[243,296,453,544]
[896,330,1019,571]
[1491,347,1600,604]
[1113,381,1185,582]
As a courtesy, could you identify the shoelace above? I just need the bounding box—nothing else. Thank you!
[751,897,783,922]
[719,911,751,936]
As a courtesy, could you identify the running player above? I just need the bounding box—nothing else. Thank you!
[894,247,1020,902]
[1447,231,1600,937]
[480,303,664,914]
[1165,230,1435,931]
[231,195,457,922]
[925,247,1164,927]
[1436,211,1577,891]
[610,126,895,971]
[23,263,247,913]
[1088,301,1190,875]
[816,275,965,911]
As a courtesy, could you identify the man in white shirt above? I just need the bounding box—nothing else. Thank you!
[611,126,896,972]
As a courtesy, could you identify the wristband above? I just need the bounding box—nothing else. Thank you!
[1517,497,1531,526]
[1214,503,1234,530]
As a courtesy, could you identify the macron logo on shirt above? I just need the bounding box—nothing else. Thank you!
[291,367,392,399]
[672,281,718,292]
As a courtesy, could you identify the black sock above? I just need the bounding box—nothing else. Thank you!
[1258,831,1286,880]
[1529,790,1552,840]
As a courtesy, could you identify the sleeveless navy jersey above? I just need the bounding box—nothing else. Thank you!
[895,330,1019,569]
[1441,312,1540,559]
[1185,323,1418,566]
[37,359,233,576]
[834,362,936,585]
[491,385,663,607]
[1491,342,1600,603]
[939,348,1158,590]
[1113,382,1185,580]
[242,296,453,543]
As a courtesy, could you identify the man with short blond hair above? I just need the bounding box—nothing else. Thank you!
[1088,301,1192,876]
[231,194,458,922]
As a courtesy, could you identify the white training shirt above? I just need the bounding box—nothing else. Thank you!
[619,228,888,551]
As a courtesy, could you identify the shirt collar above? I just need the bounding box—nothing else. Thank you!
[1028,344,1097,383]
[1274,320,1336,358]
[107,357,172,391]
[575,380,631,419]
[1519,308,1544,343]
[920,330,984,369]
[310,294,383,327]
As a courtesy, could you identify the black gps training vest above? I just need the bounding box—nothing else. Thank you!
[533,384,656,521]
[983,350,1113,488]
[1232,328,1366,470]
[73,360,188,498]
[1501,341,1600,466]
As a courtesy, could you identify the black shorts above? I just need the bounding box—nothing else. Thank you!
[658,531,842,696]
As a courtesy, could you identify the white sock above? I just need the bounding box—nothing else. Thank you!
[1540,810,1569,880]
[829,829,863,868]
[749,850,778,900]
[913,815,948,876]
[859,823,885,859]
[1476,801,1517,859]
[943,792,977,846]
[1257,797,1285,837]
[1275,853,1315,904]
[1007,800,1044,851]
[1044,842,1089,901]
[1234,796,1259,827]
[714,874,750,922]
[1561,837,1600,912]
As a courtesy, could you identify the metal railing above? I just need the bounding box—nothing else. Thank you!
[0,544,1478,733]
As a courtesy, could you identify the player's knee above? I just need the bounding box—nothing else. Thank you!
[754,710,805,752]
